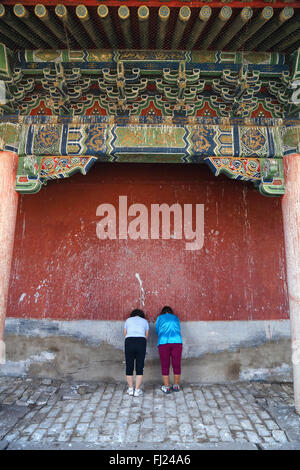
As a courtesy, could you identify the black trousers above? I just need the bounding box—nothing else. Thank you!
[125,337,147,376]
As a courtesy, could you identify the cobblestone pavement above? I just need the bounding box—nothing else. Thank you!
[0,377,300,450]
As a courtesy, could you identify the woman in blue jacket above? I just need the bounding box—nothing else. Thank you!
[155,306,183,394]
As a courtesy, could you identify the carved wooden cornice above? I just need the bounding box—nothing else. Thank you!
[1,46,300,119]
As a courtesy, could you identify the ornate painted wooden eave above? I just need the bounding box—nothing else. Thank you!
[0,44,299,196]
[1,46,300,119]
[1,113,299,196]
[0,115,296,199]
[0,1,299,197]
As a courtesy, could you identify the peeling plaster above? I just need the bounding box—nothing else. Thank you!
[2,318,293,383]
[135,273,145,307]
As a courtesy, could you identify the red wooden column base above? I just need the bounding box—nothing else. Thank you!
[282,153,300,415]
[0,151,19,369]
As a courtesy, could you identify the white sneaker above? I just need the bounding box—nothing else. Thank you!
[127,387,134,396]
[134,388,143,397]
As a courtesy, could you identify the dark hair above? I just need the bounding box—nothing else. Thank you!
[160,306,173,315]
[130,309,145,318]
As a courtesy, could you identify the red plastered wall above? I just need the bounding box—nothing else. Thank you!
[7,163,289,322]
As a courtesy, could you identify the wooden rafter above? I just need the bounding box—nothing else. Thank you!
[0,3,299,53]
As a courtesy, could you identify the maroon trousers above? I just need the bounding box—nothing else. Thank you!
[158,343,183,375]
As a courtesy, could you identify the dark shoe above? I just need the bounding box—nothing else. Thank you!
[172,384,180,392]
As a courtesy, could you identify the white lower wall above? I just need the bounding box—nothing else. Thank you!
[2,318,292,383]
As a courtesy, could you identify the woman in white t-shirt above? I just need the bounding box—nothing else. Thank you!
[124,309,149,397]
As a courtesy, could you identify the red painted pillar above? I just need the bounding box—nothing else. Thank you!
[282,153,300,415]
[0,151,19,368]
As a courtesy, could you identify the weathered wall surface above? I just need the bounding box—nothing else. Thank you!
[4,163,291,382]
[7,163,288,321]
[3,318,292,383]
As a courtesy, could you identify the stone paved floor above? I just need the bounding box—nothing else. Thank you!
[0,376,299,449]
